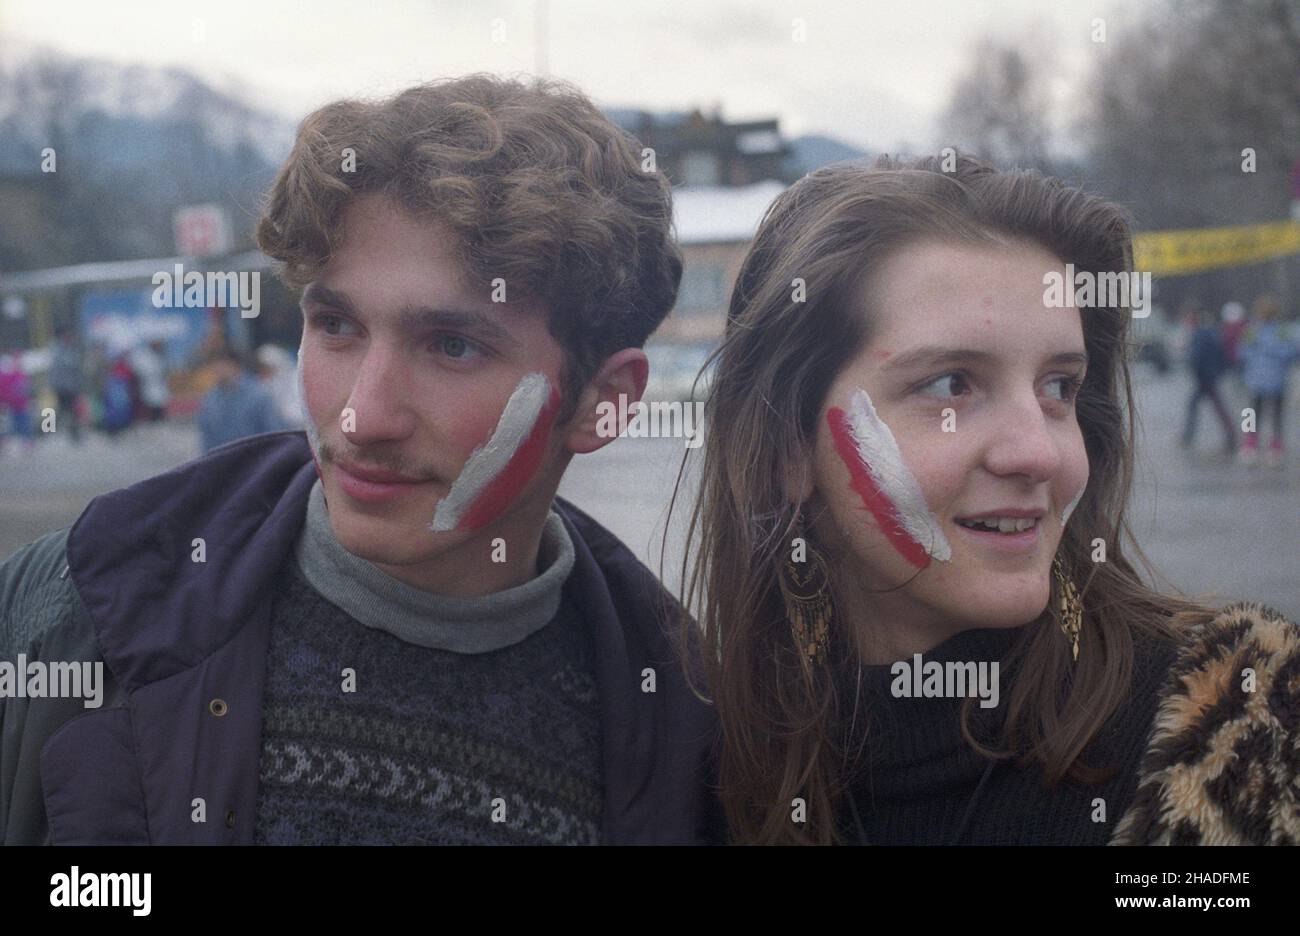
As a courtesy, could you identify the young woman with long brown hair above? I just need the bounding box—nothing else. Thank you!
[673,153,1299,845]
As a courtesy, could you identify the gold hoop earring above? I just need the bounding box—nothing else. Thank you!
[1053,555,1082,661]
[778,536,833,665]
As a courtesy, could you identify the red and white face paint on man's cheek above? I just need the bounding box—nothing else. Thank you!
[826,387,953,569]
[430,372,562,533]
[296,348,326,482]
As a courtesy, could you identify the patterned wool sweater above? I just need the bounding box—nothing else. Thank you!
[253,481,603,845]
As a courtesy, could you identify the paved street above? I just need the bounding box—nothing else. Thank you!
[2,363,1295,618]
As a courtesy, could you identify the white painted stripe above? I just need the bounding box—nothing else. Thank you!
[431,372,552,532]
[1061,483,1085,525]
[296,348,322,459]
[843,386,952,562]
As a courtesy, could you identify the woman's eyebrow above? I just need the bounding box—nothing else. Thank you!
[884,346,1089,371]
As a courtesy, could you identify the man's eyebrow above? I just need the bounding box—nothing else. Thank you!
[395,305,517,346]
[300,282,354,312]
[300,284,518,347]
[884,346,1089,371]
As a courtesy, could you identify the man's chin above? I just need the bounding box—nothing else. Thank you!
[337,529,456,568]
[327,501,451,565]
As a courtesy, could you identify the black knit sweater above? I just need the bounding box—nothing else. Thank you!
[840,623,1180,845]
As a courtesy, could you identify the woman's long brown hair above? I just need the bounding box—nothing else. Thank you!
[667,153,1218,844]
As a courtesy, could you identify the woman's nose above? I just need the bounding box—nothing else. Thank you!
[981,396,1064,482]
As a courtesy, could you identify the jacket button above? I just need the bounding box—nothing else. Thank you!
[226,810,236,829]
[209,698,228,717]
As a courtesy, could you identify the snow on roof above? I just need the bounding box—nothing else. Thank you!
[673,180,787,245]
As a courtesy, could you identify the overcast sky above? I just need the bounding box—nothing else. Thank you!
[2,0,1140,152]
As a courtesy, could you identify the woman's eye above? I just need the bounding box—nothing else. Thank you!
[435,334,481,360]
[913,371,1084,404]
[916,372,970,399]
[1045,375,1084,403]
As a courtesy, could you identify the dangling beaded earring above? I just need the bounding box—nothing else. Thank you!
[1053,554,1083,661]
[777,535,833,665]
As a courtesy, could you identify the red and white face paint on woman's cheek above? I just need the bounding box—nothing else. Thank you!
[1060,482,1085,524]
[826,387,953,569]
[430,372,561,533]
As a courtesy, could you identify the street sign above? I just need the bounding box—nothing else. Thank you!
[173,204,232,257]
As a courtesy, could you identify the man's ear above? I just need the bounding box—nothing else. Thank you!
[564,348,648,455]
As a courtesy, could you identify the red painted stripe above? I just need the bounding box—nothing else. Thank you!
[311,453,327,507]
[457,385,563,531]
[827,406,931,569]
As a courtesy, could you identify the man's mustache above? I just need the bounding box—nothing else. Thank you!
[317,440,441,483]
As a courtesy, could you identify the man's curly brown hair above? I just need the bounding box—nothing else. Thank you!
[256,73,683,419]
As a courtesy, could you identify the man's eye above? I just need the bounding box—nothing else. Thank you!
[313,313,355,337]
[916,372,970,399]
[435,334,481,360]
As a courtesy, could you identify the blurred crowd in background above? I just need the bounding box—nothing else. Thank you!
[1172,294,1299,464]
[2,293,1297,461]
[0,327,300,456]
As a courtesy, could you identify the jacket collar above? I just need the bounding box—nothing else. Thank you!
[67,430,317,693]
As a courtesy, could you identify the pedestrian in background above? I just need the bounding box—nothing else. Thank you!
[196,346,288,453]
[1239,295,1299,468]
[130,339,171,422]
[0,349,35,455]
[255,343,303,429]
[1179,302,1235,455]
[99,351,136,439]
[49,326,85,444]
[83,343,109,433]
[1220,301,1247,375]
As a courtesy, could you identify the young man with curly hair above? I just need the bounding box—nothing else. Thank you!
[0,75,721,845]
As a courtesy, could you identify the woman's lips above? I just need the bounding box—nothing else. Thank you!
[952,517,1042,554]
[334,463,431,504]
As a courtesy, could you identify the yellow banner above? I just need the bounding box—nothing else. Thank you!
[1133,220,1300,276]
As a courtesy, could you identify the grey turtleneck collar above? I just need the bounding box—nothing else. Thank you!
[292,479,575,654]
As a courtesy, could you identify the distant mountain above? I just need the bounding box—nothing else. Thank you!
[0,53,296,175]
[784,134,872,176]
[0,57,872,272]
[0,49,296,270]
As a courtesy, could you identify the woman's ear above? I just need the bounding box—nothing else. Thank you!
[563,348,649,455]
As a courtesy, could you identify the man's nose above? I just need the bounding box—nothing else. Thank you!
[340,346,418,443]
